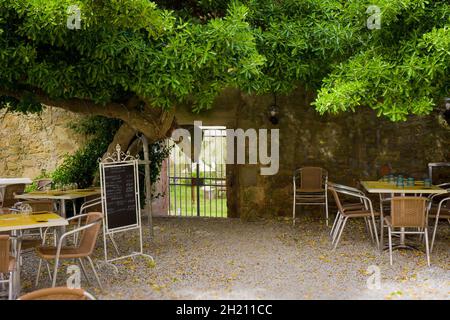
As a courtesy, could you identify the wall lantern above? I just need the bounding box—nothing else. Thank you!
[268,93,280,125]
[444,97,450,126]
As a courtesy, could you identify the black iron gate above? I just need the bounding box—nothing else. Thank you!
[168,127,227,217]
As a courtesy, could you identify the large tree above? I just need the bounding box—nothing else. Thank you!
[0,0,449,142]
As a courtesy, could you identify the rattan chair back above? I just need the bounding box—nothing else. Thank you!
[390,197,428,228]
[77,212,103,256]
[0,235,10,273]
[298,167,326,190]
[18,287,95,300]
[2,184,25,207]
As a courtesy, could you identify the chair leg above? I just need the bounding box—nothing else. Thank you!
[366,218,375,244]
[332,214,346,243]
[333,217,348,250]
[330,212,340,237]
[325,192,329,226]
[8,273,14,300]
[379,214,384,251]
[331,216,341,244]
[0,274,5,291]
[388,227,393,266]
[292,196,296,227]
[8,272,14,300]
[332,215,344,244]
[78,258,91,285]
[51,258,60,288]
[86,256,103,291]
[371,215,379,249]
[17,239,23,267]
[430,217,439,253]
[46,261,53,282]
[35,258,43,287]
[424,228,431,267]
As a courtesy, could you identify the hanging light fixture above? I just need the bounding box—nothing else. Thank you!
[444,97,450,125]
[268,93,279,125]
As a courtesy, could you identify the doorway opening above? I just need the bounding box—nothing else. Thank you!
[168,126,227,217]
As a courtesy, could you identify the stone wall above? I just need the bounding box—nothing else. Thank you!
[2,90,448,220]
[0,107,85,179]
[176,87,450,220]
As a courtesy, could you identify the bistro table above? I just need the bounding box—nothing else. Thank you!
[14,189,101,243]
[14,189,101,219]
[0,178,33,185]
[0,212,67,299]
[0,178,33,204]
[360,181,447,250]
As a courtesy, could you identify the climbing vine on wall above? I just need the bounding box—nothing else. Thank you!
[52,116,122,188]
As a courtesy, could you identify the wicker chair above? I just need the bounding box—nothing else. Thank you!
[427,193,450,253]
[328,182,368,239]
[0,235,16,300]
[36,212,103,289]
[36,179,53,191]
[23,200,54,212]
[18,287,96,300]
[328,186,379,250]
[0,184,25,208]
[293,167,329,226]
[385,197,430,266]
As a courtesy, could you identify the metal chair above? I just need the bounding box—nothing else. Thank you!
[35,212,103,290]
[0,184,25,208]
[427,194,450,253]
[71,197,120,256]
[293,167,329,226]
[328,182,368,240]
[0,235,16,300]
[18,286,96,300]
[36,179,53,191]
[385,197,430,266]
[328,186,379,250]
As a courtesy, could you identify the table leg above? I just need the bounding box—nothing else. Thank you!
[11,230,20,299]
[399,193,406,246]
[379,211,384,251]
[58,199,67,245]
[400,227,406,245]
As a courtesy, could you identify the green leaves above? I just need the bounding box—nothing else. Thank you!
[312,1,449,121]
[52,116,122,188]
[0,0,448,121]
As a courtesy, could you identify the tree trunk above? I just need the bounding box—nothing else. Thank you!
[102,123,137,160]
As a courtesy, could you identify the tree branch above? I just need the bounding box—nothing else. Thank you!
[0,87,175,142]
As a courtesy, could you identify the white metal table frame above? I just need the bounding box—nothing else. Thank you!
[14,191,100,238]
[0,178,33,185]
[0,214,68,299]
[0,178,33,206]
[360,181,447,251]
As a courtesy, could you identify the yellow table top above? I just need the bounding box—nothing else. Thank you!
[0,212,67,232]
[361,181,447,194]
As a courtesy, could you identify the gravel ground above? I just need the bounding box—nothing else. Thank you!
[16,215,450,300]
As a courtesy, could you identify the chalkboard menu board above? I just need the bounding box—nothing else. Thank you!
[103,163,138,230]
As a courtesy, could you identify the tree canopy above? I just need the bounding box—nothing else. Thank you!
[0,0,449,139]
